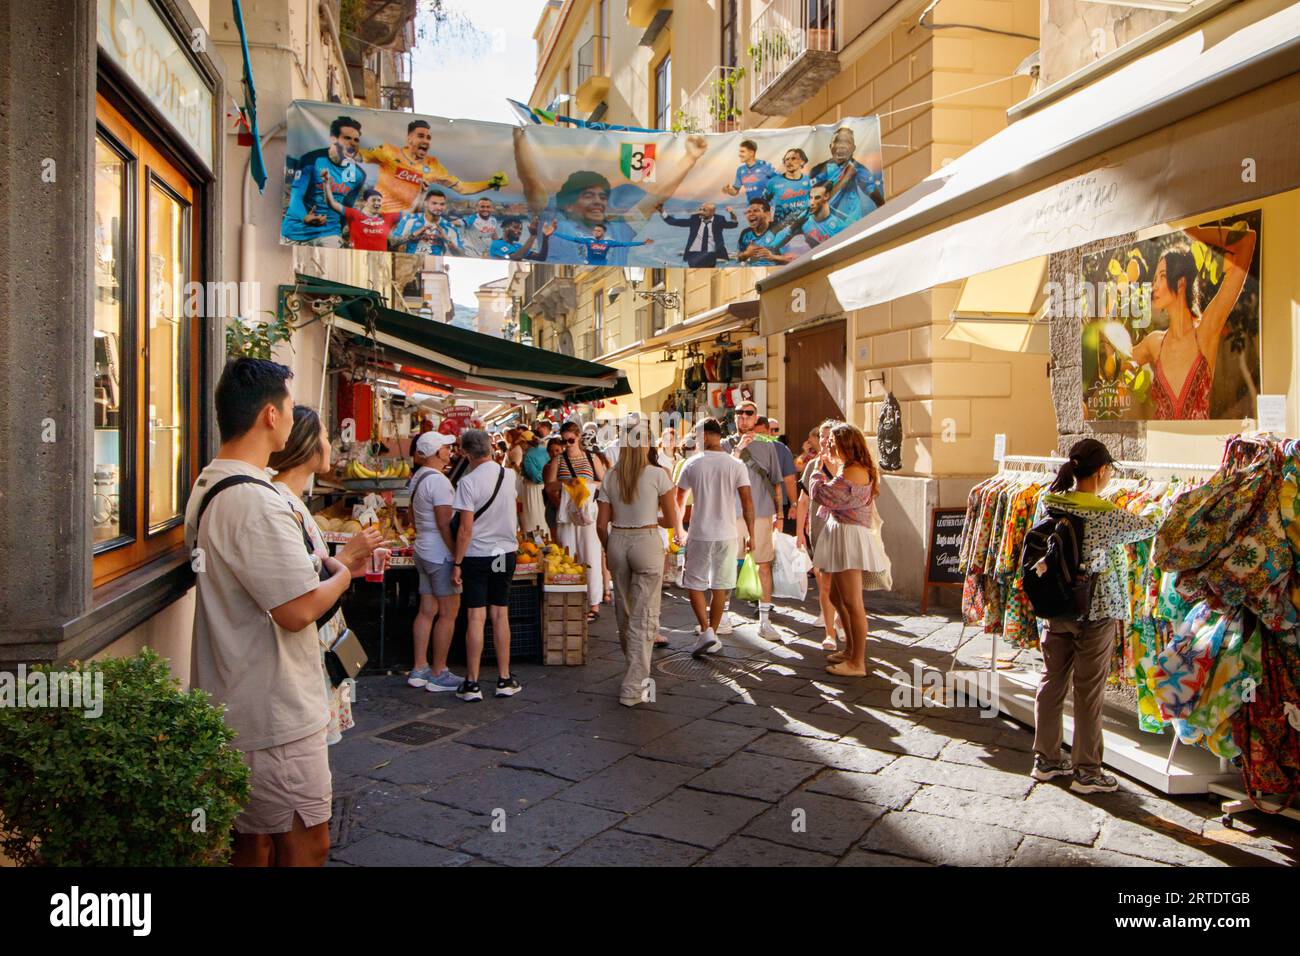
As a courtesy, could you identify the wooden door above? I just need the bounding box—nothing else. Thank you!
[784,319,846,451]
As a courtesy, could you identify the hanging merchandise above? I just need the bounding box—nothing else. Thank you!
[877,391,903,472]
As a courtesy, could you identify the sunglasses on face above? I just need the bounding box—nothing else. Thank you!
[736,410,756,416]
[565,437,578,444]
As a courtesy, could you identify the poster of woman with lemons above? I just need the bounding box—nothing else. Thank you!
[1079,210,1260,421]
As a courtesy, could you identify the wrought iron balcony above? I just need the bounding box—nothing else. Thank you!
[749,0,841,116]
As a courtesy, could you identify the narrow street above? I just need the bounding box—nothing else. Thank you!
[326,591,1299,867]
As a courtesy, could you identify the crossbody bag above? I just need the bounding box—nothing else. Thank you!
[449,463,506,540]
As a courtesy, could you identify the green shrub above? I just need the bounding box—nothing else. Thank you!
[0,649,250,866]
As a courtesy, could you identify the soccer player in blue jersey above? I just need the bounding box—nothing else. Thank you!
[808,127,885,221]
[796,182,853,248]
[723,139,776,204]
[392,189,464,255]
[488,217,555,261]
[763,147,812,228]
[554,224,653,266]
[514,128,709,267]
[281,116,366,247]
[735,198,798,265]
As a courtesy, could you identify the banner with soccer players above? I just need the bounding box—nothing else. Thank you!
[279,100,884,269]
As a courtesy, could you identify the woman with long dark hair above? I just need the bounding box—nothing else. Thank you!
[1028,438,1155,794]
[808,423,886,677]
[797,419,844,651]
[1129,225,1256,419]
[269,406,381,744]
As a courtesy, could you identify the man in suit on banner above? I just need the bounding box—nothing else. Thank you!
[655,202,739,268]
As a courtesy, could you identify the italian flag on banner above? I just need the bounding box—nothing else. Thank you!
[619,143,656,182]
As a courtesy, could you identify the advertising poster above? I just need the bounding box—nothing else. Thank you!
[1078,210,1261,421]
[741,335,768,378]
[279,100,883,269]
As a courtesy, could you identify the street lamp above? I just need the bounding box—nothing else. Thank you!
[622,266,679,310]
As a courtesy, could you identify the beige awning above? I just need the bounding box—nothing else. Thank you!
[757,0,1300,333]
[943,257,1049,354]
[598,299,759,364]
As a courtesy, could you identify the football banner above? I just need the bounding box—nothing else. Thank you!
[279,99,884,269]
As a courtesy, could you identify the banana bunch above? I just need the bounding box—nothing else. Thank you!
[344,459,412,480]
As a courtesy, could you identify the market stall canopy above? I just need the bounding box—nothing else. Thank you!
[943,257,1049,354]
[598,299,759,364]
[757,0,1300,334]
[294,274,630,407]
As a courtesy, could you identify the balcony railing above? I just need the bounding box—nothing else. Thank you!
[577,35,609,87]
[679,65,748,133]
[749,0,841,116]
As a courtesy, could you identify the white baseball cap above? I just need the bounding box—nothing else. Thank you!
[415,431,455,457]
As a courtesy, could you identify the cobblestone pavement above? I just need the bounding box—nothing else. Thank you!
[328,589,1299,867]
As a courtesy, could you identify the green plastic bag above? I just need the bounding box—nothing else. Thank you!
[736,555,761,602]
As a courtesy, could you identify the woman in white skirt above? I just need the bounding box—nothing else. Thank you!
[515,431,548,535]
[807,423,886,678]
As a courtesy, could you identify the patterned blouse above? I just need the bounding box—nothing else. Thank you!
[1033,493,1158,622]
[808,470,876,527]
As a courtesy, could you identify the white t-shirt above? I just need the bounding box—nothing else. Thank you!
[452,460,518,558]
[409,465,455,564]
[676,449,750,542]
[184,460,328,752]
[598,464,672,526]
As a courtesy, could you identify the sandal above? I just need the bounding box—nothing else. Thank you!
[826,650,847,664]
[825,662,868,677]
[654,635,670,648]
[821,635,838,651]
[587,608,600,623]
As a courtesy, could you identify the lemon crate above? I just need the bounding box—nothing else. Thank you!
[542,585,588,666]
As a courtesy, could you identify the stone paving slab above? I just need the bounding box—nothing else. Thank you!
[837,712,952,759]
[687,751,822,803]
[368,741,502,787]
[555,829,707,867]
[620,788,769,850]
[332,832,473,867]
[520,693,620,721]
[421,766,570,816]
[742,792,888,857]
[458,800,623,866]
[501,732,637,781]
[454,713,584,752]
[743,733,897,775]
[838,849,934,867]
[699,835,838,867]
[581,708,697,746]
[557,755,701,814]
[860,810,1024,866]
[879,754,1035,800]
[1096,816,1232,867]
[636,718,767,768]
[365,797,487,849]
[802,769,920,810]
[907,783,1100,846]
[1010,835,1169,867]
[706,702,859,740]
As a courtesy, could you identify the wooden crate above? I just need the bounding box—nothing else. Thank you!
[542,588,588,666]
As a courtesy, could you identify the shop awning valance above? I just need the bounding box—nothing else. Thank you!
[757,0,1300,334]
[294,274,630,406]
[943,257,1049,354]
[598,299,759,364]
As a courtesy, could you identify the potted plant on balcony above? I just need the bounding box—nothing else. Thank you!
[671,108,704,134]
[748,29,799,79]
[707,67,746,132]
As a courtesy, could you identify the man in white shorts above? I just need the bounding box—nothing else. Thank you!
[676,417,754,658]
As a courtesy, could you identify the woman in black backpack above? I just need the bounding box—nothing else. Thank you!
[1029,439,1156,794]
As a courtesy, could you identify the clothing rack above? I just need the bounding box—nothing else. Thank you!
[949,451,1238,795]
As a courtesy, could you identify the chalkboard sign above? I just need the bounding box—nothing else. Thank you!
[926,508,967,586]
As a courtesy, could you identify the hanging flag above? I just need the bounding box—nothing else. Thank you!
[507,98,557,126]
[507,98,660,134]
[619,143,656,182]
[232,0,266,191]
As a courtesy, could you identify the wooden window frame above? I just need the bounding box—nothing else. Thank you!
[93,92,201,589]
[654,54,672,131]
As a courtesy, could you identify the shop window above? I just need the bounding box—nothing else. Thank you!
[93,94,199,588]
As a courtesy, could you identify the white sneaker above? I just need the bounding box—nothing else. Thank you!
[758,621,783,643]
[813,615,825,628]
[717,613,735,635]
[691,628,722,658]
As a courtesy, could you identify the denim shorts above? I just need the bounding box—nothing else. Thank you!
[415,555,459,597]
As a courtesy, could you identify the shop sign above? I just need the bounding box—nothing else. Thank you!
[741,336,767,378]
[98,0,213,168]
[438,404,475,437]
[1078,209,1261,422]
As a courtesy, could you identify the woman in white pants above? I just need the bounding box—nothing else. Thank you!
[597,427,684,706]
[545,421,607,619]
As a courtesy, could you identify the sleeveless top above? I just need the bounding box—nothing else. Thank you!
[557,448,597,482]
[1151,348,1211,420]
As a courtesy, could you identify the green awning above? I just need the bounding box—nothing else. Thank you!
[294,274,629,406]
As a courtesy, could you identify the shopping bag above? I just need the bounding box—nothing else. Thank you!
[736,555,762,602]
[862,511,893,592]
[772,532,810,601]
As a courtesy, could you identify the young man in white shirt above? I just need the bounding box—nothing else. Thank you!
[451,428,521,701]
[406,430,463,692]
[186,358,381,866]
[676,417,755,657]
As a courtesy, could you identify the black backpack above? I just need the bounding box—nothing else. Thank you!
[1020,509,1097,621]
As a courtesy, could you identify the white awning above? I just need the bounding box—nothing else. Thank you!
[758,0,1300,332]
[943,257,1049,354]
[598,299,759,364]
